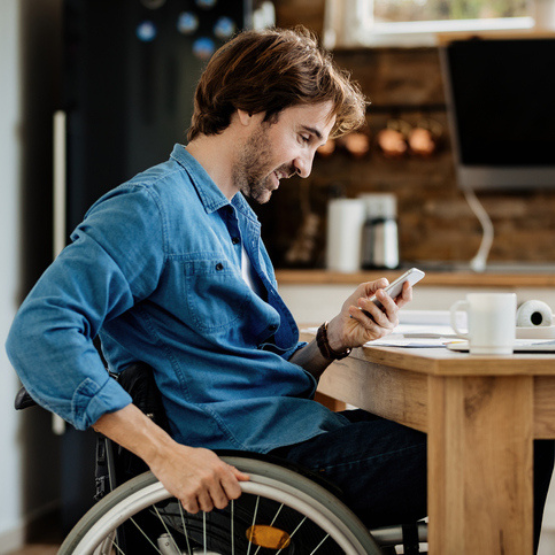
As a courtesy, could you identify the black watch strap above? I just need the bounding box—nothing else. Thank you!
[316,321,352,361]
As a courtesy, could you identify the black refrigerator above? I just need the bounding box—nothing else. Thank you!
[56,0,251,531]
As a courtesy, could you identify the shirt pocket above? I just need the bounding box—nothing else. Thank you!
[181,256,251,333]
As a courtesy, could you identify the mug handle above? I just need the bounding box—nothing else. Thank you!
[450,300,469,339]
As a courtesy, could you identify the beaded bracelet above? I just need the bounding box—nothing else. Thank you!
[316,321,352,361]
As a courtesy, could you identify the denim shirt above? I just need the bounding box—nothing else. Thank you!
[6,145,348,453]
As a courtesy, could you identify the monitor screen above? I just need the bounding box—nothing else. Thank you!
[442,37,555,190]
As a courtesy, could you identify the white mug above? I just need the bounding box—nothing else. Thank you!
[450,293,517,355]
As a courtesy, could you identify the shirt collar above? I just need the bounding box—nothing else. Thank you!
[170,144,259,224]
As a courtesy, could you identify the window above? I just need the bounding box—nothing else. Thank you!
[323,0,536,48]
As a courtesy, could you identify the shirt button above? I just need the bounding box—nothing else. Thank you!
[215,263,224,271]
[232,237,240,245]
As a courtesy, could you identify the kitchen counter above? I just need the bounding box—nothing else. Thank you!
[276,267,555,288]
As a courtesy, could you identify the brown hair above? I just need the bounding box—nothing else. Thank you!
[187,26,367,141]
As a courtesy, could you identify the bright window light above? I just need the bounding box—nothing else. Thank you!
[324,0,536,47]
[374,0,529,24]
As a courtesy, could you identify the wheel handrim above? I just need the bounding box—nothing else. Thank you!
[75,479,367,555]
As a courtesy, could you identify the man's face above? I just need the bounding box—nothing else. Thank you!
[233,102,335,204]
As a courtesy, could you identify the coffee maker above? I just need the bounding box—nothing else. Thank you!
[360,194,399,270]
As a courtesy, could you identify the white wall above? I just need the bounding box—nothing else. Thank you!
[0,0,24,549]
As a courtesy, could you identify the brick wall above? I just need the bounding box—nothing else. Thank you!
[252,1,555,268]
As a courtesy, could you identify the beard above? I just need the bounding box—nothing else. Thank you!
[233,124,295,204]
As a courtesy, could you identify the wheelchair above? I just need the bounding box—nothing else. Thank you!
[15,362,427,555]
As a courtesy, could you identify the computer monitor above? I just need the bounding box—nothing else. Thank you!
[441,37,555,190]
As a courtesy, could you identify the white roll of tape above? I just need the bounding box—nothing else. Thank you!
[516,300,553,327]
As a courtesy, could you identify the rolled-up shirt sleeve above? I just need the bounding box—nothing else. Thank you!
[284,341,308,360]
[6,185,165,429]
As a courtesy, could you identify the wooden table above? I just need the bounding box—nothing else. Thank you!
[305,337,555,554]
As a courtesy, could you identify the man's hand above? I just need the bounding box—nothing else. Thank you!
[93,404,249,514]
[326,278,412,352]
[149,443,250,514]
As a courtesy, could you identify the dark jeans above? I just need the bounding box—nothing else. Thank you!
[272,409,555,553]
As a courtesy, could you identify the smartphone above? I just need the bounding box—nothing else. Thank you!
[363,267,425,313]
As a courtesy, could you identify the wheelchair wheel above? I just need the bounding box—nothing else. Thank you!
[59,456,382,554]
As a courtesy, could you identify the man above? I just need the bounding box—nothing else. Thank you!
[6,27,552,546]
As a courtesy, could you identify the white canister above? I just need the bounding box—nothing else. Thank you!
[326,198,365,273]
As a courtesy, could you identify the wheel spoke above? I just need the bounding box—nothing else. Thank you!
[203,511,207,555]
[111,539,126,555]
[309,533,331,554]
[253,503,285,555]
[275,516,307,555]
[129,516,164,555]
[153,505,182,554]
[230,499,235,555]
[245,496,260,555]
[95,532,124,555]
[178,502,193,555]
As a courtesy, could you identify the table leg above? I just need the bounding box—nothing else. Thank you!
[428,374,534,555]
